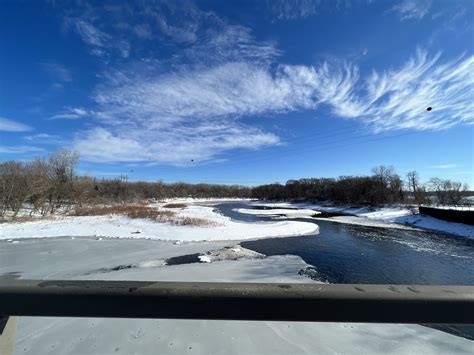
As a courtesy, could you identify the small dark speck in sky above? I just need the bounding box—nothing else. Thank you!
[426,107,433,111]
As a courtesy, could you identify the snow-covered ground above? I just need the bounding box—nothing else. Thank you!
[1,237,472,354]
[0,203,318,242]
[251,201,474,238]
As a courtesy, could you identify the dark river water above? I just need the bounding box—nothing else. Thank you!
[215,202,474,286]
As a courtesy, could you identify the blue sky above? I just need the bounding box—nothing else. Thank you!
[1,0,473,185]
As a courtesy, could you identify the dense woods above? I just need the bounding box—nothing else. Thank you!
[0,150,470,217]
[252,167,470,206]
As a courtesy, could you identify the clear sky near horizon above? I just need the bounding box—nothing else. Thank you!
[1,0,473,186]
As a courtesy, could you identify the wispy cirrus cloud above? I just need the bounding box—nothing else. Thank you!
[391,0,433,21]
[23,133,65,145]
[49,107,90,120]
[66,18,130,58]
[150,3,202,44]
[59,0,216,59]
[0,145,44,154]
[265,0,359,21]
[74,48,473,164]
[0,117,33,132]
[430,164,458,169]
[358,50,473,131]
[72,14,284,164]
[40,62,72,90]
[54,2,473,165]
[181,25,280,65]
[266,0,320,21]
[41,62,72,82]
[73,19,109,47]
[74,125,278,164]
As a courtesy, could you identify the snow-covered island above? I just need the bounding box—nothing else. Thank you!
[0,201,318,241]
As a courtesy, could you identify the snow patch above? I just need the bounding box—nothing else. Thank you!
[198,245,265,263]
[198,255,212,263]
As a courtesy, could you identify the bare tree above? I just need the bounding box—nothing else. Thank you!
[0,161,42,217]
[371,165,402,205]
[446,181,467,206]
[0,161,21,216]
[427,178,467,206]
[28,158,52,215]
[406,171,426,205]
[46,149,79,213]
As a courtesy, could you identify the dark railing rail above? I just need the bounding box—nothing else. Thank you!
[419,206,474,225]
[1,280,473,324]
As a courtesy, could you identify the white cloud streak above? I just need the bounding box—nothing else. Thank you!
[182,25,280,65]
[360,50,474,131]
[41,62,72,82]
[74,19,110,47]
[23,133,65,145]
[0,117,33,132]
[430,164,458,169]
[0,145,44,154]
[61,1,217,59]
[267,0,320,21]
[66,18,130,58]
[391,0,433,21]
[49,107,90,120]
[74,125,278,164]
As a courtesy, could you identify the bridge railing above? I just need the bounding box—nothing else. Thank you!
[1,280,473,324]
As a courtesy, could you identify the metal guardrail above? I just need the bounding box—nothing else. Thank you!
[419,206,474,225]
[1,280,473,324]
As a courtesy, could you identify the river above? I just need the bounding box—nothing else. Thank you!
[215,202,474,285]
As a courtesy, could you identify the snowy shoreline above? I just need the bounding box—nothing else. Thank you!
[0,201,318,241]
[249,201,474,239]
[3,198,473,241]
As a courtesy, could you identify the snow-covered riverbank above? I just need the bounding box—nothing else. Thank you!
[0,202,318,241]
[3,198,473,241]
[250,201,474,238]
